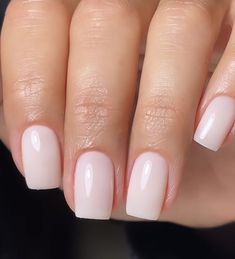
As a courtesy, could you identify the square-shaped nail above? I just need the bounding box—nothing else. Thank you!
[126,152,168,220]
[194,96,235,151]
[74,151,114,220]
[22,126,61,190]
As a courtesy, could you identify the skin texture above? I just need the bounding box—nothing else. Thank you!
[1,0,235,227]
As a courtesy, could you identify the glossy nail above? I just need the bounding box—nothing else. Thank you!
[194,96,235,151]
[126,152,168,220]
[22,126,61,190]
[74,151,114,220]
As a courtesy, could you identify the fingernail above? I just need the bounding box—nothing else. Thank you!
[126,152,168,220]
[74,151,114,220]
[22,126,61,190]
[194,96,235,151]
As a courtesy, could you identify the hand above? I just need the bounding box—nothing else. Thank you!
[1,0,235,227]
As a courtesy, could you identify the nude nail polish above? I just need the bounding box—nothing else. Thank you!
[194,96,235,151]
[22,126,61,190]
[126,152,168,220]
[74,151,114,220]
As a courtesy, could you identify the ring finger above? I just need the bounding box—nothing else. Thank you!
[126,0,228,220]
[63,0,143,219]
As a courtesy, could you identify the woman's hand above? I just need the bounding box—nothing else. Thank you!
[1,0,235,227]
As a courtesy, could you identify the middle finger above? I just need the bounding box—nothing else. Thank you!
[64,0,142,219]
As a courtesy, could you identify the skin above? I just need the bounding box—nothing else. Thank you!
[1,0,235,227]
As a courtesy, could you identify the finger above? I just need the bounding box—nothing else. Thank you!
[0,39,5,145]
[64,0,141,219]
[0,44,2,106]
[126,0,228,220]
[0,65,8,147]
[0,37,9,147]
[0,1,7,146]
[1,0,70,189]
[194,17,235,151]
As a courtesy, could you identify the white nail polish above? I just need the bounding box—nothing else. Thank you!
[74,151,114,220]
[194,96,235,151]
[126,152,168,220]
[22,126,61,189]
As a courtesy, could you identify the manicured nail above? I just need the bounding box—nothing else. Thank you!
[22,126,61,190]
[194,96,235,151]
[126,152,168,220]
[74,151,114,220]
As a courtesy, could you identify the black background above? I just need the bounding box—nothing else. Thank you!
[1,1,235,258]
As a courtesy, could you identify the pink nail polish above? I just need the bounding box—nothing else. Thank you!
[126,152,168,220]
[194,96,235,151]
[74,151,114,220]
[22,126,61,190]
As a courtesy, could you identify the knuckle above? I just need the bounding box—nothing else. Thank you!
[71,89,112,148]
[69,70,130,148]
[5,75,46,123]
[70,82,114,148]
[138,94,182,139]
[13,74,45,101]
[7,74,52,123]
[72,88,110,123]
[7,74,48,122]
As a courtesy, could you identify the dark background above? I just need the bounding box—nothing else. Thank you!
[1,1,235,258]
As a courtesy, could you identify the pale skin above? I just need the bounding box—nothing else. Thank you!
[1,0,235,227]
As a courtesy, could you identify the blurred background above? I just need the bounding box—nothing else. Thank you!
[1,1,235,258]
